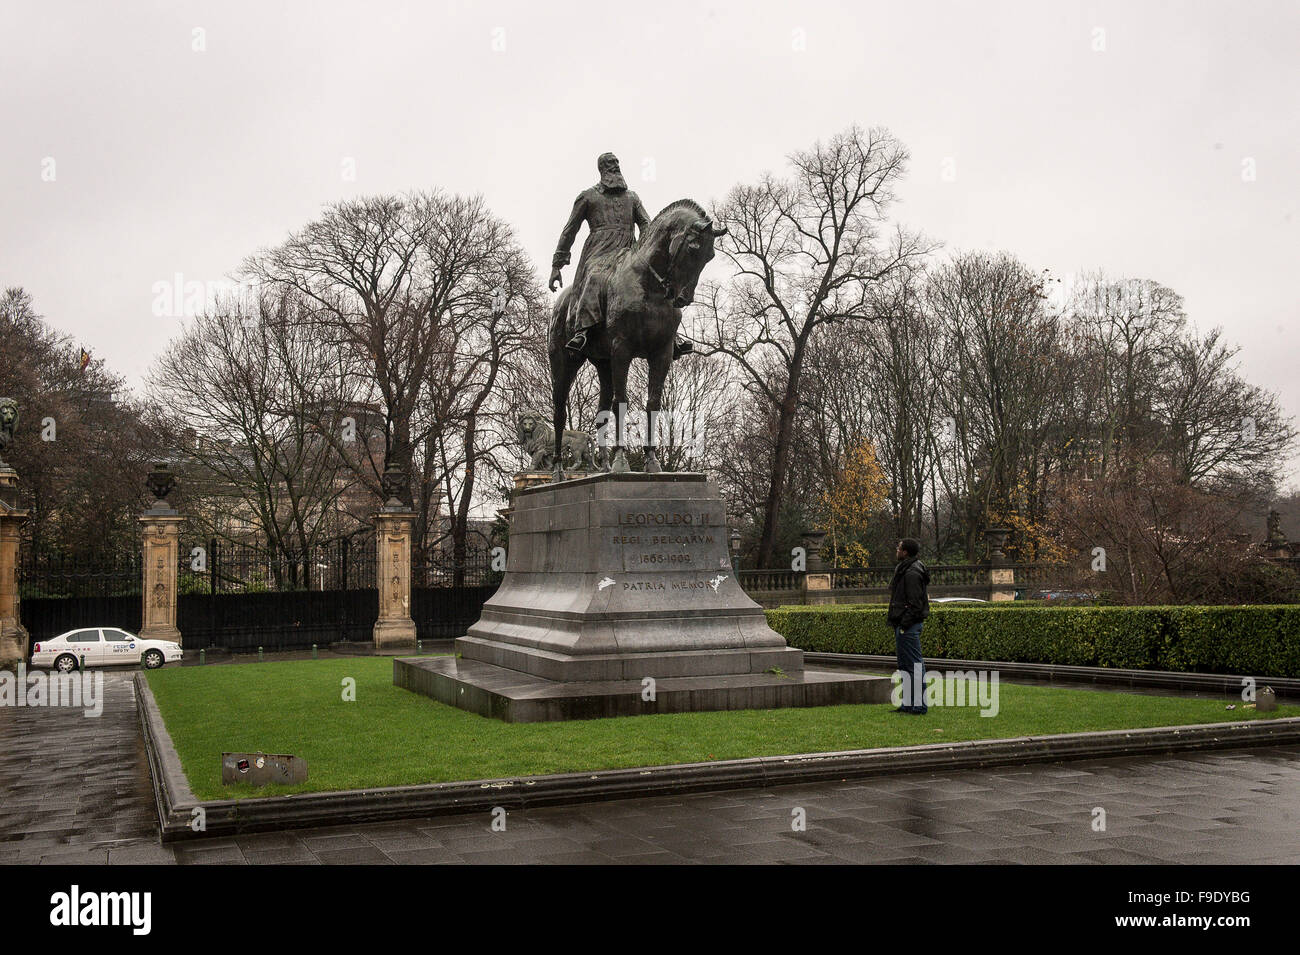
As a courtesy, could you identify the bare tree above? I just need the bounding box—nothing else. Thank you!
[694,125,929,565]
[248,191,540,555]
[0,287,162,556]
[1066,273,1186,476]
[421,231,546,583]
[1157,326,1295,489]
[148,291,352,572]
[924,253,1074,559]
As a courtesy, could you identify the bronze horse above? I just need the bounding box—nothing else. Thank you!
[549,199,726,479]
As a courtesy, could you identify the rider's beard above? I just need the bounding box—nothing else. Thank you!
[599,169,627,191]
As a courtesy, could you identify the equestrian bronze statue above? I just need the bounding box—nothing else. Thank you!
[548,179,725,479]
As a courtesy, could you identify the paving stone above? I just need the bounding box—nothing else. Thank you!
[173,844,247,865]
[300,831,373,851]
[243,847,322,865]
[314,846,391,865]
[364,831,444,851]
[609,852,681,865]
[382,847,465,864]
[107,843,180,865]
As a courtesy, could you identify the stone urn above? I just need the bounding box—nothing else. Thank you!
[144,463,178,514]
[800,529,827,572]
[984,526,1012,562]
[380,463,409,509]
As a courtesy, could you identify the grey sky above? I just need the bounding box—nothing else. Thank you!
[3,0,1298,484]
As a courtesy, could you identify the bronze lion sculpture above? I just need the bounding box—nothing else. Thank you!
[0,398,17,466]
[516,412,598,472]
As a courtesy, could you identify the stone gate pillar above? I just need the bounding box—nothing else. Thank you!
[984,526,1016,602]
[140,464,183,644]
[0,467,31,666]
[799,529,833,606]
[373,468,417,650]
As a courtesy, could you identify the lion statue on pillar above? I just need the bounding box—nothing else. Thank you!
[0,398,17,467]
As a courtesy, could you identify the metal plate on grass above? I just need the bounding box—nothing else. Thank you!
[221,752,308,786]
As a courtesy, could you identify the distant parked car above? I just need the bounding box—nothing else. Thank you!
[29,628,183,672]
[1027,589,1096,603]
[932,597,988,604]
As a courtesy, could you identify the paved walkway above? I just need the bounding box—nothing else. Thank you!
[3,671,1299,864]
[0,672,163,864]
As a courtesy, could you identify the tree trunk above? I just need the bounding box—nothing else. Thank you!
[757,368,802,567]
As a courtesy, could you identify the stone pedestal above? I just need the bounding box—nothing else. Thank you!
[0,469,29,666]
[803,572,833,605]
[140,508,184,644]
[514,470,597,494]
[396,472,889,721]
[373,506,417,650]
[989,562,1016,602]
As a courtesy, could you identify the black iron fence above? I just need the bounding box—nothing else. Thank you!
[175,535,379,650]
[178,536,377,594]
[18,551,142,643]
[411,548,500,640]
[19,551,141,599]
[19,538,501,652]
[178,590,379,651]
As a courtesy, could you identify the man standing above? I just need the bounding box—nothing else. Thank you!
[887,537,931,714]
[549,152,692,358]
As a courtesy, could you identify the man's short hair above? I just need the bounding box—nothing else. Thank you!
[899,538,921,558]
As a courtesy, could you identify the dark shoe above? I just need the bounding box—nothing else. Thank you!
[672,337,694,359]
[565,331,588,353]
[912,708,928,716]
[890,707,915,714]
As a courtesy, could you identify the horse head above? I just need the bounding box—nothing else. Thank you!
[647,201,728,308]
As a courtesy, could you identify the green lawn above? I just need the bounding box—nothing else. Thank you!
[145,658,1299,800]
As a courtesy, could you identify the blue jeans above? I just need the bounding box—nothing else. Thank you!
[894,621,927,712]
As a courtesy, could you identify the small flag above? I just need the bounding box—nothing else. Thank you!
[78,348,90,371]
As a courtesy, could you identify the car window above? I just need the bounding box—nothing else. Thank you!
[104,630,132,641]
[66,629,102,643]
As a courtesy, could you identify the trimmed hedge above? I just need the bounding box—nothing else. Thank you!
[765,604,1300,678]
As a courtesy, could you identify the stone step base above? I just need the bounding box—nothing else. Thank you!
[395,655,893,723]
[457,635,805,682]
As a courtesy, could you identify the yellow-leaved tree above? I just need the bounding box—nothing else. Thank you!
[821,441,891,567]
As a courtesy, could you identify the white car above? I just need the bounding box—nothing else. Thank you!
[30,628,183,672]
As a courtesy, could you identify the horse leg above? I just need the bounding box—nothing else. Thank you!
[610,349,631,474]
[549,346,580,483]
[643,346,672,474]
[595,359,615,471]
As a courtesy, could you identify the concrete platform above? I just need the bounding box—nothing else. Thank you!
[394,655,893,722]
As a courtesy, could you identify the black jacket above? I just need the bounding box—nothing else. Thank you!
[887,557,931,629]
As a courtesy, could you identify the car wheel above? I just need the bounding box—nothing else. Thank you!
[142,649,165,670]
[54,654,79,673]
